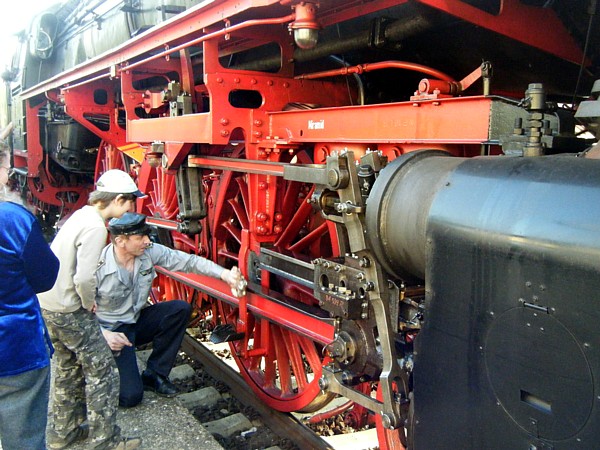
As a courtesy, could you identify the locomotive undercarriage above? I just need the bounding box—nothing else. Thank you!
[5,0,600,448]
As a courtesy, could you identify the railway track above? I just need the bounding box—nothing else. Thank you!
[175,332,379,450]
[179,334,332,450]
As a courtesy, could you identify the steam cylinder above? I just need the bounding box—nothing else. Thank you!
[365,150,461,280]
[366,150,600,281]
[366,150,600,448]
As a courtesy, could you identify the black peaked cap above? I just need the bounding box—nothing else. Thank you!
[108,212,151,236]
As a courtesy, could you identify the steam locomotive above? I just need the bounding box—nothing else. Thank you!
[3,1,600,448]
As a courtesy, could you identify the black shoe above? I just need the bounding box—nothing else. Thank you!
[141,369,178,397]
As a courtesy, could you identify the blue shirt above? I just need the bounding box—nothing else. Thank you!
[0,202,59,376]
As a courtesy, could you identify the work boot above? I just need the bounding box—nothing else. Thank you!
[110,437,142,450]
[141,369,178,397]
[47,424,89,449]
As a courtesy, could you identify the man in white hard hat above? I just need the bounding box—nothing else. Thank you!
[39,170,144,450]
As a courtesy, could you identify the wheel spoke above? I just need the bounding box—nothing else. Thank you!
[282,330,309,391]
[274,195,313,249]
[288,221,329,254]
[221,220,242,244]
[228,197,250,229]
[217,249,240,262]
[273,327,294,395]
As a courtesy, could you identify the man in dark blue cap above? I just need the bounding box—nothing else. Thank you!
[95,212,245,407]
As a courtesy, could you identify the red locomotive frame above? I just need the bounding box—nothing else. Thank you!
[7,1,599,448]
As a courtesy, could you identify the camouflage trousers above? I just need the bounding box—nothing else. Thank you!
[42,308,121,449]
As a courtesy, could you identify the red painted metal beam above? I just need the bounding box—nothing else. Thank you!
[24,101,44,177]
[127,114,215,144]
[267,96,496,144]
[155,267,335,345]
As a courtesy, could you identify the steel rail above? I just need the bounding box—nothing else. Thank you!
[181,335,334,450]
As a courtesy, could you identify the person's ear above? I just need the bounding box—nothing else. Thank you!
[114,194,133,208]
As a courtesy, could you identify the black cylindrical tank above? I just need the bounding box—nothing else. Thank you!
[366,150,600,281]
[366,150,600,448]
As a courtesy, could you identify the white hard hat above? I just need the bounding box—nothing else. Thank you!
[95,169,145,197]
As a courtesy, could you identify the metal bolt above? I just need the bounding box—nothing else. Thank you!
[341,371,353,384]
[318,377,329,391]
[381,414,394,430]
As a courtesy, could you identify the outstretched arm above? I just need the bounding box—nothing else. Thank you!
[149,244,247,296]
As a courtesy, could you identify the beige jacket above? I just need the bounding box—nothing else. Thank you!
[38,205,107,313]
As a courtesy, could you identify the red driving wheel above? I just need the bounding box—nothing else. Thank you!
[209,145,337,412]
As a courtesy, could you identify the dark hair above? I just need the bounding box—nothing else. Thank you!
[88,191,137,209]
